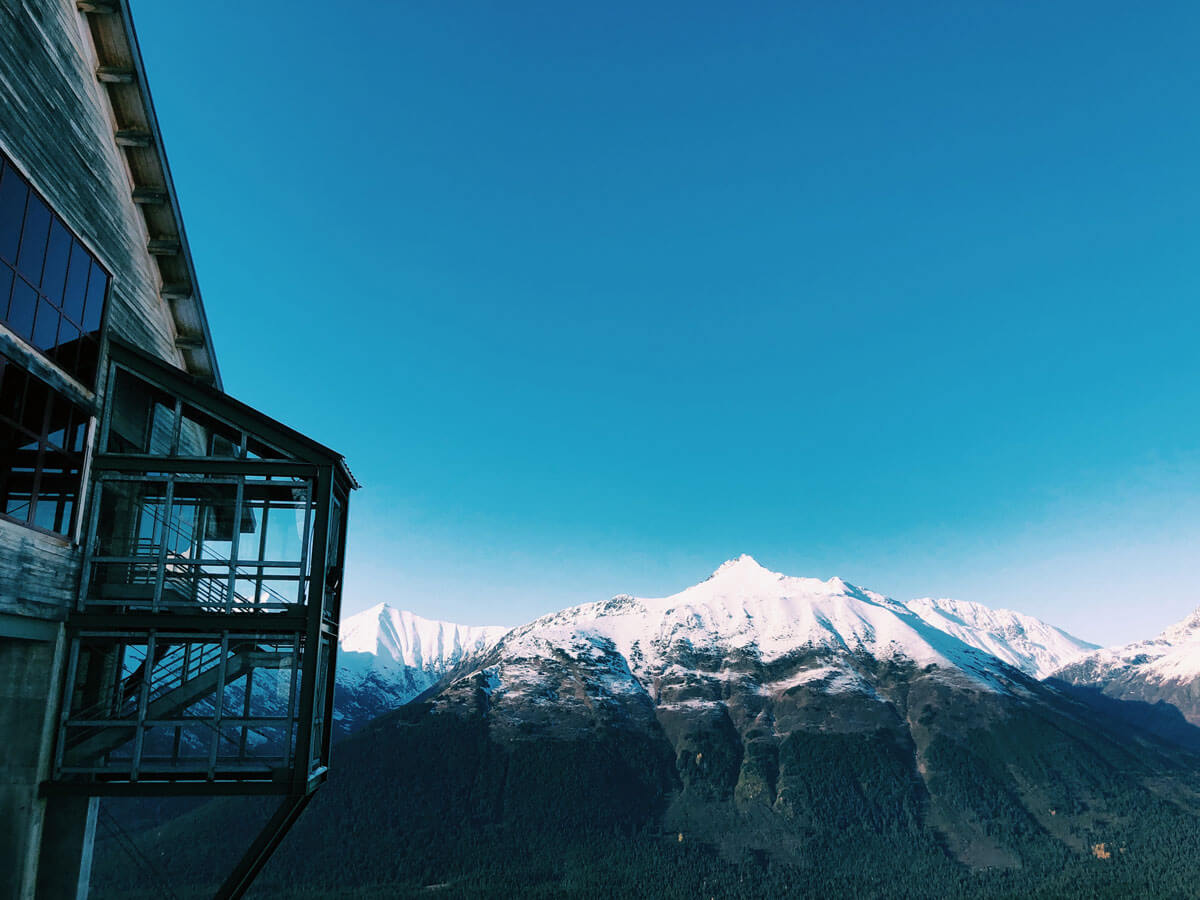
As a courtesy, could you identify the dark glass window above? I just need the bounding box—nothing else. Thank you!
[0,152,109,388]
[0,351,88,537]
[0,165,27,261]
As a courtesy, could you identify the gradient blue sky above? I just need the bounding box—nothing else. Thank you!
[132,1,1200,646]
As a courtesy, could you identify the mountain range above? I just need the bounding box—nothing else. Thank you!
[94,555,1200,899]
[332,555,1102,733]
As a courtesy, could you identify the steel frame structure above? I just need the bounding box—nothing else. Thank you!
[41,338,355,897]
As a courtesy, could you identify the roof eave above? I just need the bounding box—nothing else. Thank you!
[77,0,222,390]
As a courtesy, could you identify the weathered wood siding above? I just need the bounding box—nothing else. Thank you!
[0,0,191,620]
[0,0,185,367]
[0,520,79,621]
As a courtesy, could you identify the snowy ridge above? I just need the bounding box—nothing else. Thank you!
[335,605,509,728]
[339,603,508,674]
[481,555,1024,702]
[1054,605,1200,685]
[906,596,1097,679]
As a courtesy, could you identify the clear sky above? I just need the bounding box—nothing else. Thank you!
[131,1,1200,647]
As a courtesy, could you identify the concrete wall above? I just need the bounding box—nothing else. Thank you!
[0,631,66,899]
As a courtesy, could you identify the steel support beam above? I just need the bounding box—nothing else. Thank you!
[214,791,313,900]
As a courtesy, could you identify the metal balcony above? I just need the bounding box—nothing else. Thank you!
[50,339,356,797]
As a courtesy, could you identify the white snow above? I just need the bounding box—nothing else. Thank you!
[905,596,1098,679]
[490,555,1016,696]
[341,557,1108,722]
[337,603,509,704]
[1057,605,1200,685]
[340,603,509,669]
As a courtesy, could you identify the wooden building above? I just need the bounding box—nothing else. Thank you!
[0,2,356,897]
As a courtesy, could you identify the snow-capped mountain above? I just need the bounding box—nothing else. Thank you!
[905,596,1097,679]
[476,554,1028,712]
[374,555,1193,873]
[1052,605,1200,730]
[331,560,1112,739]
[103,557,1200,897]
[334,604,508,733]
[427,555,1058,757]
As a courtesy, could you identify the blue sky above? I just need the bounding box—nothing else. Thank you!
[133,1,1200,646]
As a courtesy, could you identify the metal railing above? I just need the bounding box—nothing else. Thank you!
[91,496,302,612]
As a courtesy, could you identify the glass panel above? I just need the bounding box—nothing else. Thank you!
[178,403,241,457]
[310,637,332,771]
[32,494,58,531]
[323,495,347,622]
[157,723,213,762]
[245,435,290,460]
[261,575,301,606]
[240,481,308,564]
[62,240,89,323]
[171,481,240,560]
[15,193,49,282]
[0,151,108,387]
[95,479,167,558]
[62,725,137,770]
[68,636,143,721]
[237,724,289,762]
[0,162,27,263]
[0,266,12,317]
[147,638,223,706]
[107,367,176,454]
[328,496,344,569]
[252,649,295,710]
[32,297,59,351]
[82,261,107,333]
[7,277,36,341]
[265,503,306,562]
[52,319,79,374]
[41,219,70,301]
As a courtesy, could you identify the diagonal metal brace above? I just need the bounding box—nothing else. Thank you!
[213,791,312,900]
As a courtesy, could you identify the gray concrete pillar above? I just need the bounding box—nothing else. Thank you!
[0,630,65,900]
[34,796,98,900]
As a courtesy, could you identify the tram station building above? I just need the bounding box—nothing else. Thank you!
[0,2,355,896]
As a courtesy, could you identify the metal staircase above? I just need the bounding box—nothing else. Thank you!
[65,640,293,763]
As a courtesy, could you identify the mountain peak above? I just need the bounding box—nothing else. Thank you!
[1160,605,1200,644]
[709,554,777,579]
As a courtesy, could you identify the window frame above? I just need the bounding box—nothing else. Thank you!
[0,148,112,393]
[0,351,92,539]
[0,147,112,543]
